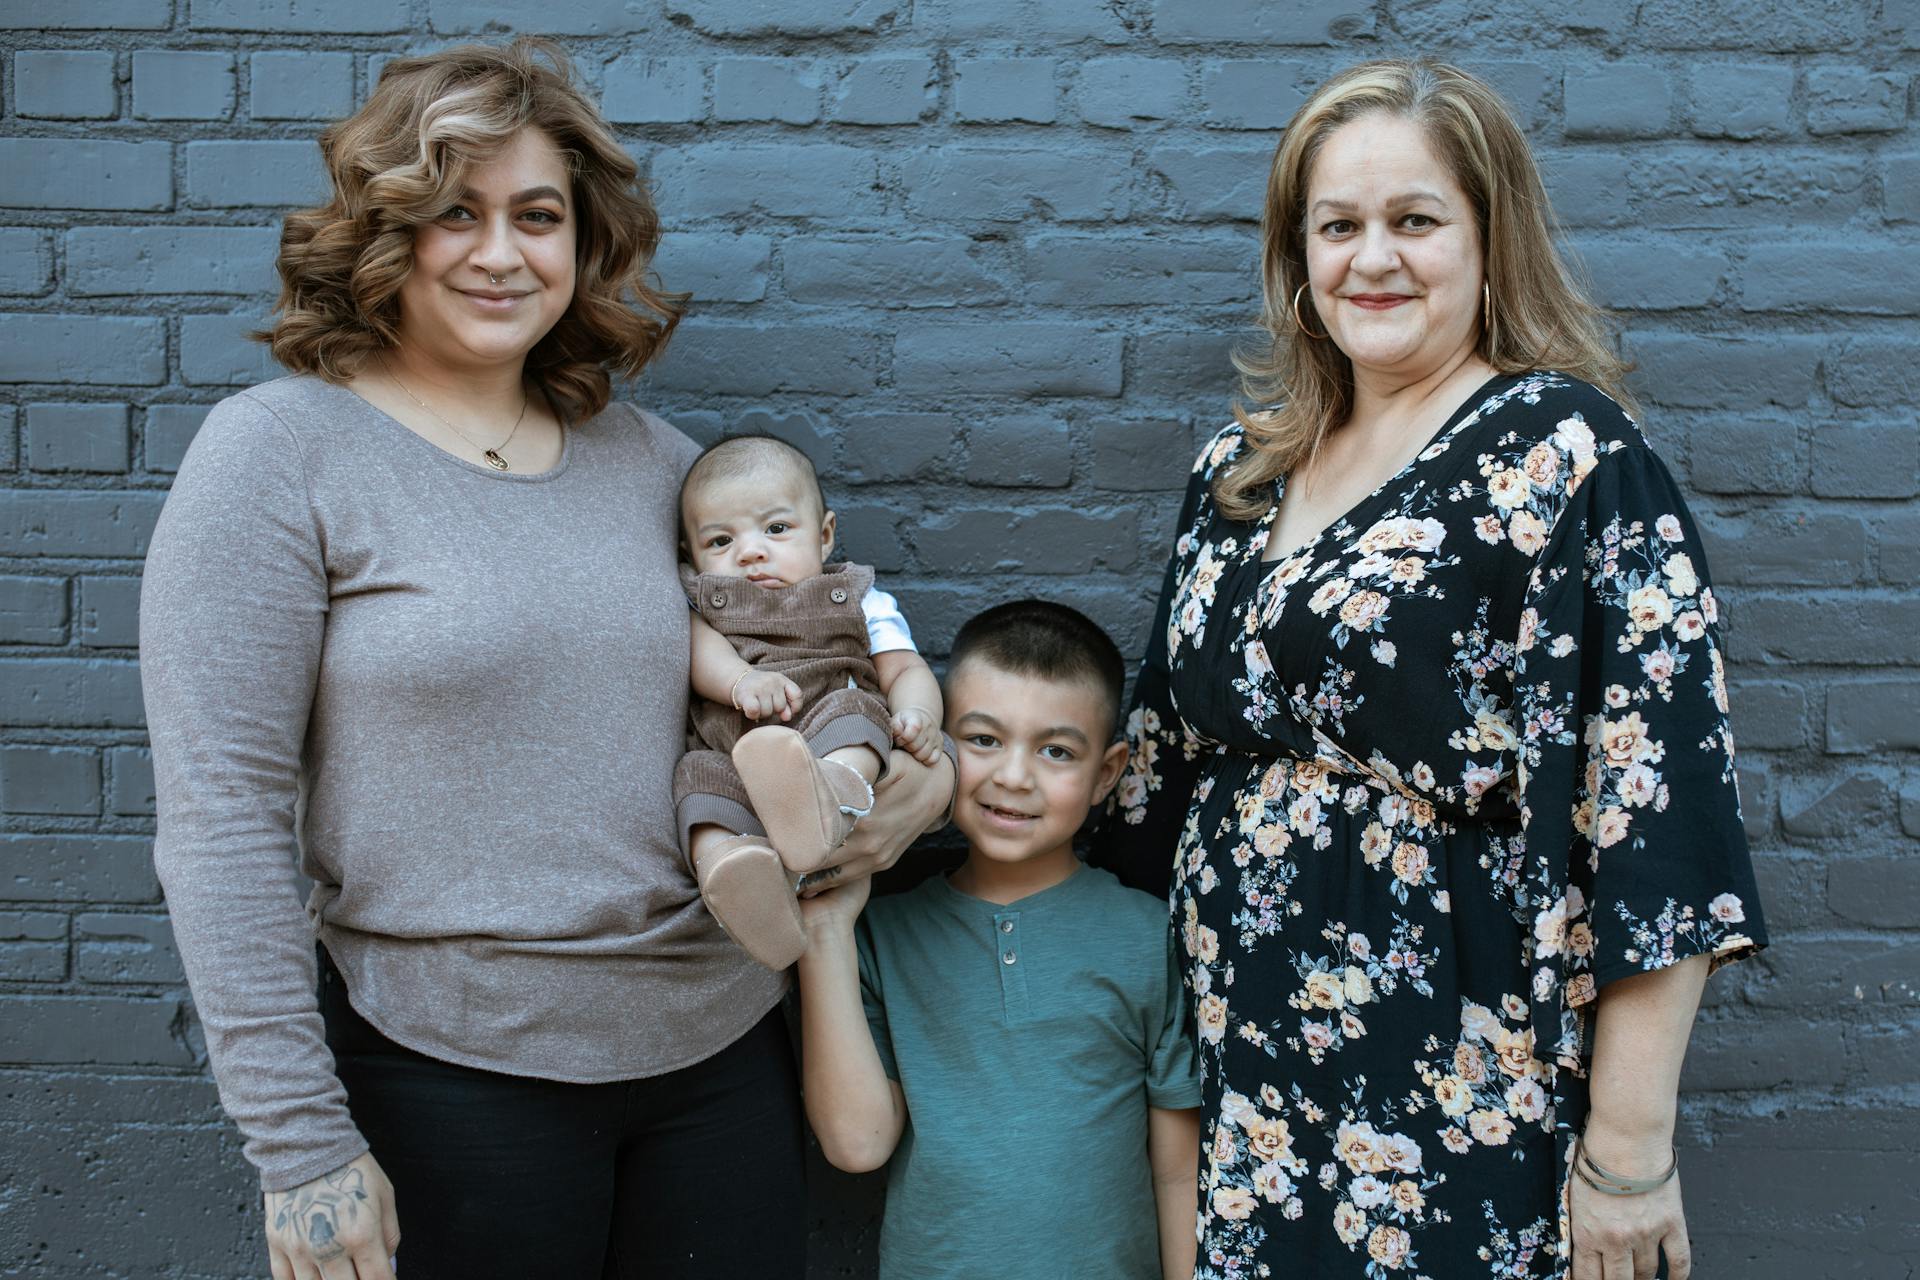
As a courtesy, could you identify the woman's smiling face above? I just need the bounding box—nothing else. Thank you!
[1301,111,1484,385]
[396,127,578,372]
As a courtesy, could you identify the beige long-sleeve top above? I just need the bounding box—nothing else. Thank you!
[140,375,784,1192]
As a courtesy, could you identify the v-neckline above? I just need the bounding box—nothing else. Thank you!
[1255,372,1511,568]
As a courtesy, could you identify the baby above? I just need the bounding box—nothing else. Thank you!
[674,434,943,970]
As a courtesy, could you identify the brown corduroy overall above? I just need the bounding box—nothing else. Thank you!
[671,561,895,853]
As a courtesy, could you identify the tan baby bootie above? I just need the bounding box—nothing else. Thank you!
[690,833,805,970]
[731,726,875,874]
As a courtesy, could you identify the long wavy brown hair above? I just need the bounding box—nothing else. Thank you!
[263,38,683,422]
[1217,59,1633,521]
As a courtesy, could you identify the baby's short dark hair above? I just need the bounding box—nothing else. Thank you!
[679,433,825,524]
[947,600,1126,738]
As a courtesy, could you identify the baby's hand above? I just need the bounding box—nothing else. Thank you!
[891,707,942,766]
[733,670,803,722]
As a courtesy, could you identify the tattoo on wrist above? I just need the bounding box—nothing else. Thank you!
[268,1163,370,1260]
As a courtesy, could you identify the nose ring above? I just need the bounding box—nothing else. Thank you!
[488,271,503,285]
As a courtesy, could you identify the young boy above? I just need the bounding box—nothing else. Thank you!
[676,435,943,969]
[798,600,1202,1280]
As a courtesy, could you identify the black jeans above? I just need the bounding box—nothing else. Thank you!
[319,949,807,1279]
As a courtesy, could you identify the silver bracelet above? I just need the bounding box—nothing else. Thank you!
[1574,1136,1678,1196]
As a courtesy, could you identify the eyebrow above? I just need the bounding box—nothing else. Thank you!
[695,504,798,535]
[457,184,568,206]
[1310,189,1449,215]
[953,709,1092,747]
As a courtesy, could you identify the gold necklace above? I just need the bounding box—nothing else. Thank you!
[381,357,529,471]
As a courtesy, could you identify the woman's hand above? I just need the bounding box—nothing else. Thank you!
[799,747,953,896]
[1568,1123,1690,1280]
[265,1151,400,1280]
[734,670,802,722]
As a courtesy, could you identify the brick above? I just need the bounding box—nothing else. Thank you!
[1025,232,1255,306]
[0,405,13,470]
[0,141,171,212]
[1637,0,1870,51]
[831,56,933,125]
[0,835,159,904]
[190,0,407,33]
[1907,778,1920,839]
[729,408,835,473]
[1895,0,1920,49]
[248,51,355,120]
[1810,421,1920,499]
[1879,512,1920,583]
[783,236,1007,307]
[652,145,881,220]
[1805,68,1907,135]
[1736,760,1771,844]
[1076,58,1187,128]
[1724,939,1920,1010]
[964,415,1071,487]
[1,492,159,559]
[911,0,1128,42]
[1679,1016,1847,1090]
[75,913,182,984]
[666,0,900,35]
[1728,680,1806,750]
[0,0,168,26]
[0,576,67,645]
[106,747,155,818]
[1825,682,1920,753]
[1686,414,1805,495]
[144,405,211,473]
[899,147,1132,223]
[0,316,167,386]
[894,581,1153,660]
[185,140,327,208]
[1742,243,1920,315]
[602,56,703,125]
[1152,0,1375,44]
[14,50,117,119]
[0,659,146,728]
[1564,64,1673,139]
[840,413,958,484]
[0,228,53,295]
[1888,152,1920,223]
[428,0,651,34]
[0,746,101,816]
[1536,150,1633,228]
[954,58,1057,124]
[1092,419,1195,492]
[1686,63,1796,139]
[1199,61,1309,130]
[916,507,1138,574]
[25,404,130,473]
[1779,772,1894,840]
[1129,330,1243,401]
[1467,59,1554,133]
[1828,338,1920,408]
[647,322,881,397]
[1568,238,1727,309]
[1737,593,1920,667]
[0,911,66,982]
[1628,334,1821,409]
[131,50,234,120]
[68,225,278,298]
[78,576,142,649]
[714,58,819,124]
[894,323,1123,397]
[1148,144,1270,221]
[1633,149,1866,230]
[0,995,193,1066]
[830,504,909,573]
[652,233,769,304]
[1698,509,1866,585]
[180,312,280,386]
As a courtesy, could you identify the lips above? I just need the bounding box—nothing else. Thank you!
[978,802,1039,826]
[456,289,530,310]
[1345,293,1414,310]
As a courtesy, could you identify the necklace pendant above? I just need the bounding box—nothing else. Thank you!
[483,450,510,471]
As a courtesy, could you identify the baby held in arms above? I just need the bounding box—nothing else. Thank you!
[672,435,943,969]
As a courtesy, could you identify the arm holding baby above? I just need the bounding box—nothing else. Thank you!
[795,877,908,1173]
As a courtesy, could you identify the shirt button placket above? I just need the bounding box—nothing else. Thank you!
[993,911,1028,1022]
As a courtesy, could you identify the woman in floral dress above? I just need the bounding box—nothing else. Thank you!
[1093,62,1764,1280]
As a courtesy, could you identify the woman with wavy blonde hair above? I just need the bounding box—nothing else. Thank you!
[1096,59,1764,1279]
[140,38,951,1280]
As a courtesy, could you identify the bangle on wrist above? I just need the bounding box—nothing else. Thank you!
[728,668,752,710]
[1573,1135,1678,1197]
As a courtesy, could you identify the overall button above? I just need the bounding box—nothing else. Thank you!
[1002,950,1017,965]
[829,587,848,604]
[999,920,1015,934]
[709,591,727,608]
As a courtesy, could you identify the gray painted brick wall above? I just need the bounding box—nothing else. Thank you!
[1,1,1915,1276]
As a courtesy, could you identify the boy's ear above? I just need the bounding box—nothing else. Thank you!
[1089,740,1130,808]
[819,508,837,560]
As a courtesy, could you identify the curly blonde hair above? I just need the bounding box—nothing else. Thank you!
[1218,59,1632,521]
[263,37,683,423]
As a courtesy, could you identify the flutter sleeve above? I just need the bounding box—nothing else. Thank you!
[141,392,366,1192]
[1511,443,1766,1070]
[1089,442,1217,901]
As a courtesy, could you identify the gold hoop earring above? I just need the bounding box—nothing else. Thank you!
[1291,283,1327,340]
[1482,281,1495,350]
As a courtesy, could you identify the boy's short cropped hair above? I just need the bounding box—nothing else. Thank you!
[679,433,826,525]
[947,600,1126,738]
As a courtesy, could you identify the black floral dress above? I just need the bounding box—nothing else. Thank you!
[1091,373,1765,1279]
